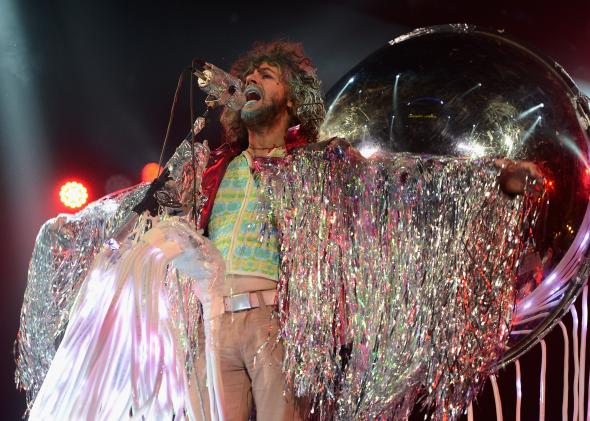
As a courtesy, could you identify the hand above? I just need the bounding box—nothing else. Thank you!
[495,159,543,196]
[305,137,364,161]
[132,168,172,216]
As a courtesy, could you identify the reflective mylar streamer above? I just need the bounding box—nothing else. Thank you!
[490,375,504,421]
[558,321,569,421]
[515,360,522,421]
[261,148,542,420]
[539,340,547,421]
[28,217,224,420]
[16,139,210,411]
[572,305,580,421]
[15,184,148,408]
[580,285,588,421]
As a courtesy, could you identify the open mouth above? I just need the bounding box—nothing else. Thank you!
[244,86,262,104]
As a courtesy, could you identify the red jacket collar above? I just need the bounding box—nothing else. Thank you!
[198,125,310,233]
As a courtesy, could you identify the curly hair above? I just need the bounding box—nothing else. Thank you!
[221,40,325,142]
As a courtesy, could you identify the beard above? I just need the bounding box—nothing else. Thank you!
[240,96,288,130]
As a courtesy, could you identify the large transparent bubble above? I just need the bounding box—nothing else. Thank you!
[321,24,590,364]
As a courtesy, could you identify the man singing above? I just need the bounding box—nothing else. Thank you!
[196,40,325,421]
[16,38,541,421]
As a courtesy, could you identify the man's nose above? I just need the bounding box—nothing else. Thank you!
[245,72,260,85]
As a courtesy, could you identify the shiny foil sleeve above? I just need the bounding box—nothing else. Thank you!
[15,139,210,410]
[15,184,149,407]
[26,216,222,420]
[259,148,543,420]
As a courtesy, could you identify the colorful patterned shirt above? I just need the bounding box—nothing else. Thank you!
[208,149,282,281]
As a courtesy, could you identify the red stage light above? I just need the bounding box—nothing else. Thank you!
[141,162,163,183]
[59,181,89,209]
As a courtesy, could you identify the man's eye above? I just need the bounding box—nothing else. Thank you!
[263,74,273,79]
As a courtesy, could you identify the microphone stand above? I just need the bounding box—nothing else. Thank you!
[115,59,243,240]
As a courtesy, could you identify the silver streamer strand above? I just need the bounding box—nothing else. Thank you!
[259,147,544,420]
[15,139,210,412]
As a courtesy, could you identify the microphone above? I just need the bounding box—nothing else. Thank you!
[192,61,246,111]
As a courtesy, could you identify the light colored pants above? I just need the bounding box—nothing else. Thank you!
[217,296,303,421]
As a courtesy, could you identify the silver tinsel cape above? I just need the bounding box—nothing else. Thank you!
[17,140,542,420]
[15,139,208,412]
[258,146,542,420]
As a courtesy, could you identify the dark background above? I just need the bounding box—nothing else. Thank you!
[1,0,589,418]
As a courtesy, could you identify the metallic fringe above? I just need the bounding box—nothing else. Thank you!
[261,149,542,420]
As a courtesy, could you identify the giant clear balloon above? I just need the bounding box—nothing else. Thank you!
[321,24,590,364]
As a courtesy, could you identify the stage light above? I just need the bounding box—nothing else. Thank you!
[59,181,89,209]
[141,162,163,183]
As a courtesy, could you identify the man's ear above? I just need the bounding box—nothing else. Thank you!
[286,96,298,126]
